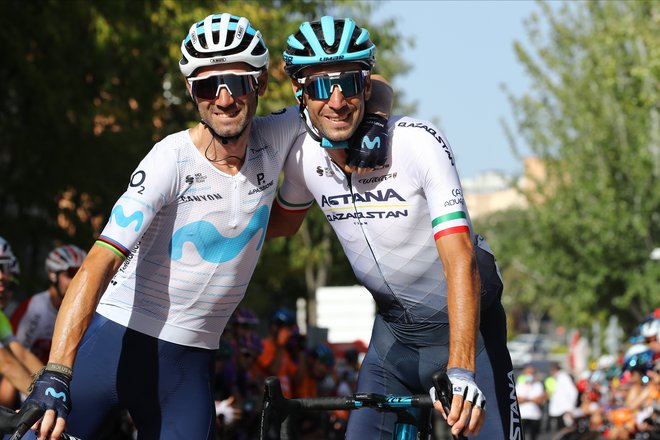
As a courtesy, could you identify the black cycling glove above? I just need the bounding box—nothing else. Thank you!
[25,366,72,421]
[347,114,389,170]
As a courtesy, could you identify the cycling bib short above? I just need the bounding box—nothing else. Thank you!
[277,116,522,439]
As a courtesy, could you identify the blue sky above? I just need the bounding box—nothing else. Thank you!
[372,0,540,179]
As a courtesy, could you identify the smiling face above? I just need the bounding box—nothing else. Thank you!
[186,63,268,140]
[293,62,372,143]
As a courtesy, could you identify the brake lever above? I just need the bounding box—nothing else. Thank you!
[432,371,466,440]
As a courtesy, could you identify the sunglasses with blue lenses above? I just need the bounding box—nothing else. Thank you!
[188,72,260,100]
[299,70,369,100]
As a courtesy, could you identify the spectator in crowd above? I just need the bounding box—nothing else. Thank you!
[295,343,336,398]
[547,362,579,432]
[516,365,547,440]
[336,348,360,397]
[0,236,21,316]
[257,307,302,398]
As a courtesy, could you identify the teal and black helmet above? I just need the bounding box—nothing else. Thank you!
[283,16,376,78]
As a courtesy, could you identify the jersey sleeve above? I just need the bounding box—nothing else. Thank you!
[256,106,306,154]
[404,121,472,240]
[275,137,315,212]
[96,142,179,259]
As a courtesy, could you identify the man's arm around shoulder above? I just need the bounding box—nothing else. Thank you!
[266,202,308,239]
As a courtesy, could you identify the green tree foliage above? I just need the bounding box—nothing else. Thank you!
[503,0,660,331]
[0,0,413,304]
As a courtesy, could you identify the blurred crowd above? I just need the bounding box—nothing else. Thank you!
[214,305,359,439]
[0,235,356,439]
[516,310,660,440]
[1,234,657,440]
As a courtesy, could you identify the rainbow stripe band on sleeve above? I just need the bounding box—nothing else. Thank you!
[276,194,314,212]
[432,211,470,240]
[95,235,130,260]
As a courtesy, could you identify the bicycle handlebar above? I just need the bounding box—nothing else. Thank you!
[0,402,80,440]
[260,371,465,440]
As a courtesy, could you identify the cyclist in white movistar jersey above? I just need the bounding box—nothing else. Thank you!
[268,16,522,440]
[20,13,390,440]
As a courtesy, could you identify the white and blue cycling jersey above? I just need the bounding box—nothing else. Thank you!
[276,116,519,439]
[277,115,475,324]
[95,107,304,349]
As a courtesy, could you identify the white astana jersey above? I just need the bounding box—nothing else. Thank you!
[277,116,474,324]
[96,107,303,349]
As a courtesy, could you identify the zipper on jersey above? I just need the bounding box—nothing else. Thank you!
[343,169,408,320]
[230,177,240,228]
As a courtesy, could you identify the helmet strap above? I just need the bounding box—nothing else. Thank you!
[296,99,348,149]
[200,119,247,146]
[197,88,259,149]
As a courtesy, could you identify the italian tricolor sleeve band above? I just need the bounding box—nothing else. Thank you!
[432,211,470,240]
[276,194,314,212]
[95,235,130,260]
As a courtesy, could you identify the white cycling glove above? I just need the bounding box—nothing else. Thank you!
[429,368,486,410]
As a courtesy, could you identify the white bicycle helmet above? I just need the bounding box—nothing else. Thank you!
[640,318,660,342]
[0,236,20,276]
[45,245,87,273]
[179,13,269,78]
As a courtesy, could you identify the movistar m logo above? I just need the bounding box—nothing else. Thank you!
[169,205,269,263]
[362,136,381,150]
[45,387,67,402]
[110,205,144,232]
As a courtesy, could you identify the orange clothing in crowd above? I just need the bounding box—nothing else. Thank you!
[257,339,298,398]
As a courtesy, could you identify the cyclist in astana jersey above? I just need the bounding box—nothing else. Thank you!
[20,13,390,440]
[268,17,522,440]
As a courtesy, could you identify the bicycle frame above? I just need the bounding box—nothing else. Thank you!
[260,371,465,440]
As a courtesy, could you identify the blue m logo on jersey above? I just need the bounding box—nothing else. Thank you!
[169,205,269,263]
[362,136,381,150]
[110,205,144,232]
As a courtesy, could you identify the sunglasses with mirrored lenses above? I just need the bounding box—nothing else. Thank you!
[188,72,260,100]
[299,70,369,100]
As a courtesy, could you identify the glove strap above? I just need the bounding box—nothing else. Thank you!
[28,363,73,392]
[46,362,73,381]
[447,367,476,381]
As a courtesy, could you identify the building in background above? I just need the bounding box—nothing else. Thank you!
[463,157,544,219]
